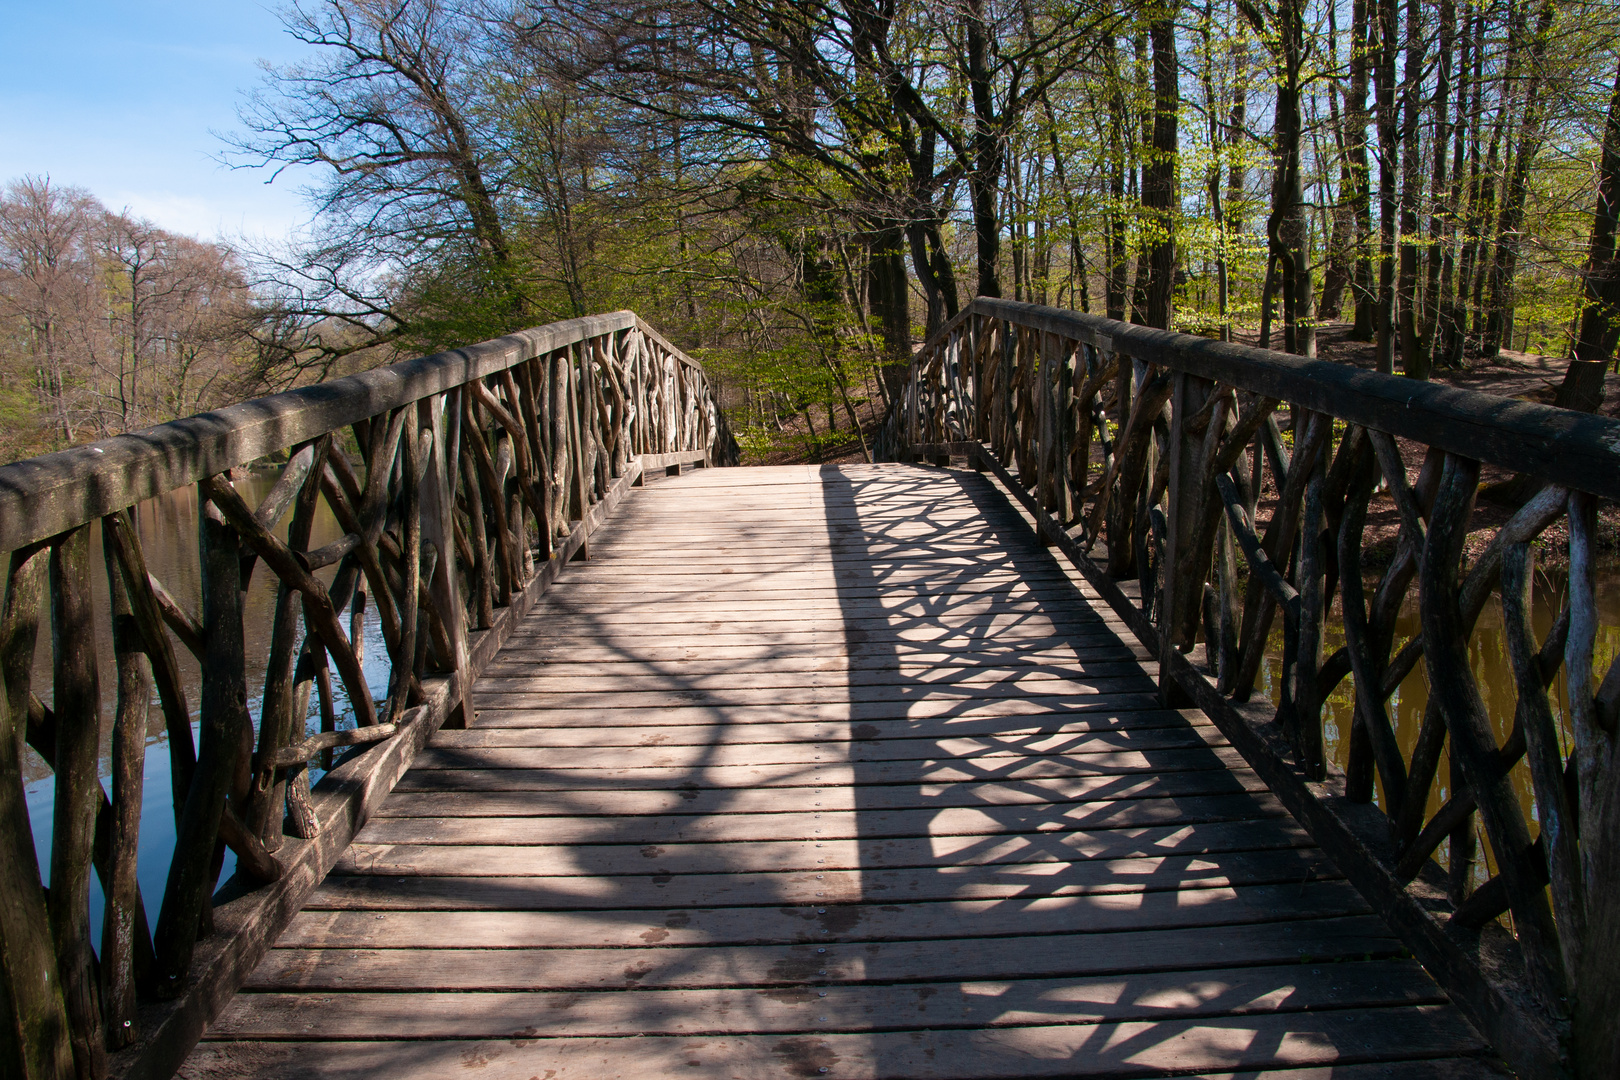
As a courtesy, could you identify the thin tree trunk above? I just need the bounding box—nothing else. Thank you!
[966,0,1004,300]
[1483,0,1557,356]
[1396,0,1431,377]
[1346,0,1378,340]
[1131,29,1153,323]
[1142,7,1180,330]
[1200,3,1234,339]
[1105,36,1131,322]
[1437,2,1474,367]
[1319,0,1355,322]
[1417,0,1457,375]
[1555,54,1620,412]
[1373,0,1400,373]
[1227,37,1251,331]
[1468,3,1520,344]
[1258,0,1311,356]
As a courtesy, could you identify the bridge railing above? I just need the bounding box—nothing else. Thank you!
[879,297,1620,1080]
[0,311,733,1079]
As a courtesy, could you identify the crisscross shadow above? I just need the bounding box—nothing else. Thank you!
[819,463,1465,1078]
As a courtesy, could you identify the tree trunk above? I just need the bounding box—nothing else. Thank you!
[1319,0,1355,322]
[1436,3,1474,368]
[1396,0,1431,377]
[1258,0,1312,356]
[1418,0,1456,374]
[1346,0,1377,340]
[1555,54,1620,413]
[1104,35,1131,322]
[1141,7,1180,330]
[1466,4,1521,346]
[1199,3,1234,338]
[1373,0,1399,373]
[966,0,1003,300]
[865,225,912,394]
[1482,0,1557,356]
[1227,36,1251,331]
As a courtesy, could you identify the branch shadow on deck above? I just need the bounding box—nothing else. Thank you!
[187,464,1501,1079]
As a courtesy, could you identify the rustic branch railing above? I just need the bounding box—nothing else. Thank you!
[0,311,733,1079]
[878,297,1620,1080]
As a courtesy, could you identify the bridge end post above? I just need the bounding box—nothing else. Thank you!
[1159,371,1209,710]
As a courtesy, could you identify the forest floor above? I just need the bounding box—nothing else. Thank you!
[745,319,1619,571]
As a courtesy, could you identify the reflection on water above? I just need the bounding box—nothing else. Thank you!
[1257,567,1620,886]
[21,473,393,947]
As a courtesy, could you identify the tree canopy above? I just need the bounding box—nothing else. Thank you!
[6,0,1620,462]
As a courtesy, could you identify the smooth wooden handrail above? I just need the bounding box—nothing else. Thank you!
[879,297,1620,1080]
[0,311,734,1079]
[0,313,666,554]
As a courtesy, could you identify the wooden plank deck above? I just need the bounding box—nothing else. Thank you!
[182,464,1505,1079]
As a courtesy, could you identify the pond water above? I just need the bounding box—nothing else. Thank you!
[20,475,393,949]
[1255,565,1620,886]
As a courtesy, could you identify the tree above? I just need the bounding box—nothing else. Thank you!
[229,0,520,355]
[0,177,95,443]
[1139,1,1180,330]
[1556,53,1620,412]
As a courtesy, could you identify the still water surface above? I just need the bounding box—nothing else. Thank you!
[1255,567,1620,884]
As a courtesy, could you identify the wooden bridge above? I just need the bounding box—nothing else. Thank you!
[2,303,1618,1079]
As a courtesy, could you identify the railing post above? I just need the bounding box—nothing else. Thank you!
[422,391,470,729]
[0,546,76,1079]
[1292,422,1328,778]
[154,495,247,995]
[569,343,592,561]
[1161,372,1211,705]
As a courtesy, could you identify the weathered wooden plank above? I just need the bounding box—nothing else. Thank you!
[473,659,1152,692]
[499,619,1134,644]
[545,563,1073,583]
[182,1017,1497,1079]
[461,693,1170,728]
[372,768,1272,818]
[482,646,1155,679]
[426,710,1205,746]
[307,846,1341,910]
[392,745,1252,791]
[467,678,1161,711]
[526,589,1094,612]
[405,729,1228,772]
[244,915,1399,991]
[330,817,1308,878]
[352,792,1283,847]
[276,880,1370,951]
[209,959,1446,1038]
[559,550,1075,570]
[470,671,1158,705]
[524,595,1115,619]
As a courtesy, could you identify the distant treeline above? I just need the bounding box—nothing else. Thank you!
[0,180,264,462]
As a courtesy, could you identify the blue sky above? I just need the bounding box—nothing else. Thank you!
[0,1,319,242]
